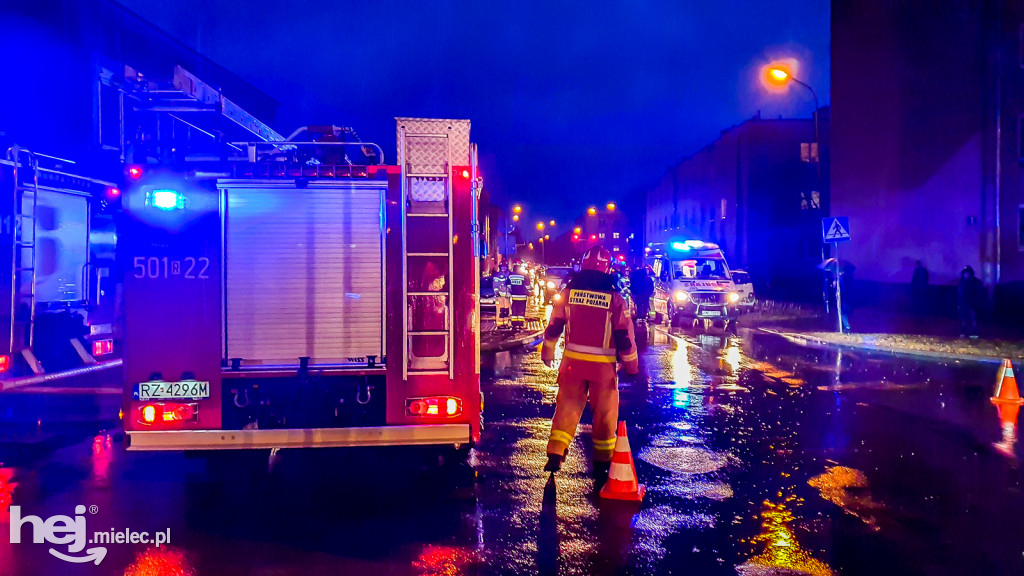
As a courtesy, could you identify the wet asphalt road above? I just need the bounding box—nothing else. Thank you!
[1,326,1023,576]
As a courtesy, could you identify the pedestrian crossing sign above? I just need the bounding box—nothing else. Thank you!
[822,217,851,243]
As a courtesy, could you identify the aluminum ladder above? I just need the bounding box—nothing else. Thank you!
[398,126,455,379]
[6,146,42,373]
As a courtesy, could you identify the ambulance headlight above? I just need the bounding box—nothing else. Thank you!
[673,290,689,302]
[728,292,740,303]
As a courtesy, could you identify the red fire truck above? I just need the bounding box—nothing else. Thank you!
[122,117,482,452]
[0,148,121,382]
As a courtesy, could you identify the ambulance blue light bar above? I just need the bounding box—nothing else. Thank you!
[670,242,691,251]
[147,189,185,211]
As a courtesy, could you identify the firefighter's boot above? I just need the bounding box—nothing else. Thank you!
[544,453,564,473]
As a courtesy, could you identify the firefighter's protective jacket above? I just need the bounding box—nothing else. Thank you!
[541,270,638,380]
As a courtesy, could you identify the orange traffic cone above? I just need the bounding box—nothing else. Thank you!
[600,421,645,502]
[991,359,1024,405]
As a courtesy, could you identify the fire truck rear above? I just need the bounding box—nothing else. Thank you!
[123,118,481,451]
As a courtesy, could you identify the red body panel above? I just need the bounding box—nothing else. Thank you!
[385,167,481,441]
[122,174,222,431]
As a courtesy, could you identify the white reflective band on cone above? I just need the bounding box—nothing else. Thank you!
[616,436,631,453]
[608,462,634,481]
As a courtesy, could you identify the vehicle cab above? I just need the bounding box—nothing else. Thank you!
[540,265,573,303]
[646,241,744,325]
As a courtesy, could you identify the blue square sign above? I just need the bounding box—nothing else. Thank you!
[822,217,851,242]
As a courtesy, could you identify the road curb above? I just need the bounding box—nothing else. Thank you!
[758,328,1007,365]
[481,328,545,353]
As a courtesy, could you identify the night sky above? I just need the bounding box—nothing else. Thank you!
[119,0,830,227]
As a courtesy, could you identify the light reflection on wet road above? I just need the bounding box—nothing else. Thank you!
[1,326,1023,575]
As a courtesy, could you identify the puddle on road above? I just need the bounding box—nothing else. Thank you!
[123,546,197,576]
[807,466,883,530]
[639,446,729,475]
[737,500,835,576]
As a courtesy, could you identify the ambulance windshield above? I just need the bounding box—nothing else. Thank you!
[673,258,729,280]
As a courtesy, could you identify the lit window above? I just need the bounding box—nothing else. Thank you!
[612,246,620,252]
[598,233,605,239]
[612,232,620,239]
[1019,205,1024,250]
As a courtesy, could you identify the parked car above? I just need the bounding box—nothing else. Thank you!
[480,275,496,315]
[730,269,756,309]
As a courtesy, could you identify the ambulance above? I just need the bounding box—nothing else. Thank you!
[646,241,745,326]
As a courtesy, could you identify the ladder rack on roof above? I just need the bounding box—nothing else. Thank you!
[127,65,284,144]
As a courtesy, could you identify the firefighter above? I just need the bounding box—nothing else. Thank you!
[509,264,530,330]
[494,262,512,329]
[540,246,639,483]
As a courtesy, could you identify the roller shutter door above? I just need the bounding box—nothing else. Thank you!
[222,181,384,365]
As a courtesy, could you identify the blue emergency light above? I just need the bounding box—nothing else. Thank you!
[148,189,185,211]
[670,242,691,251]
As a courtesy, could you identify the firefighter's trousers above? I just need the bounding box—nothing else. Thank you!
[546,370,619,463]
[496,296,512,328]
[510,296,528,328]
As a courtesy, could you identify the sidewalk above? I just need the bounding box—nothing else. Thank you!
[480,299,546,352]
[739,302,1024,363]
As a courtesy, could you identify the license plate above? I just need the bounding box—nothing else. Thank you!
[699,310,722,317]
[135,380,210,401]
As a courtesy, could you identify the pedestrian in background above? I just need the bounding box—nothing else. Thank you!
[540,246,638,487]
[957,266,985,339]
[911,260,929,316]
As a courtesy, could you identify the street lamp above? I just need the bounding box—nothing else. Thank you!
[536,222,545,231]
[765,63,820,185]
[512,214,519,222]
[587,207,597,216]
[549,220,555,226]
[513,204,522,214]
[606,202,616,211]
[574,226,582,234]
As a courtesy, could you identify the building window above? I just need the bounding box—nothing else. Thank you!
[721,198,727,219]
[1020,23,1024,68]
[1019,116,1024,161]
[1019,205,1024,250]
[612,246,620,252]
[612,232,620,239]
[598,233,606,239]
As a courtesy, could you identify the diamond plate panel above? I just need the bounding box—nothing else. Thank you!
[396,118,471,167]
[409,178,446,202]
[407,137,449,175]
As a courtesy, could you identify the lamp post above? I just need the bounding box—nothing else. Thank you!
[506,204,523,262]
[767,64,824,263]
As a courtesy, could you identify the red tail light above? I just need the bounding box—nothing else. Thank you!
[0,355,9,373]
[137,403,199,426]
[460,169,471,179]
[92,339,113,356]
[406,396,463,418]
[127,165,144,179]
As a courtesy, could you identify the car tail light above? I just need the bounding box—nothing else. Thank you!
[406,396,463,418]
[92,339,113,356]
[127,165,143,179]
[0,355,9,373]
[137,403,199,426]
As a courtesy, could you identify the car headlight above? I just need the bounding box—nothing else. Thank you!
[546,281,555,289]
[728,292,740,303]
[673,290,689,302]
